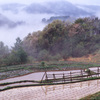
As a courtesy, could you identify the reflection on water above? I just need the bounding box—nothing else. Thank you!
[0,79,100,100]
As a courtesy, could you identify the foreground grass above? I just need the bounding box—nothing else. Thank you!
[80,92,100,100]
[0,61,100,73]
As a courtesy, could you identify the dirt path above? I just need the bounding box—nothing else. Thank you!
[0,79,100,100]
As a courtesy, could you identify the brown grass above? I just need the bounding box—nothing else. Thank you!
[67,50,100,63]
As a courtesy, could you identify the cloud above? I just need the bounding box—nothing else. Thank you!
[0,0,54,4]
[67,0,100,5]
[0,0,99,47]
[0,0,100,5]
[0,9,53,46]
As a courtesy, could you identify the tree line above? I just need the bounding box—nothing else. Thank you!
[0,38,27,67]
[23,17,100,61]
[0,17,100,66]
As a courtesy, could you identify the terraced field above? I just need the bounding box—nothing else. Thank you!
[0,79,100,100]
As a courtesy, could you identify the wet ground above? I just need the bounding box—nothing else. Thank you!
[0,67,100,100]
[0,67,98,83]
[0,70,83,83]
[0,79,100,100]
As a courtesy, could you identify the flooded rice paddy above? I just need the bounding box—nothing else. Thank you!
[0,70,81,83]
[0,79,100,100]
[0,67,100,100]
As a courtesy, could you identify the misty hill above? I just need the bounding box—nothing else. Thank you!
[0,3,26,13]
[42,16,70,23]
[24,1,91,16]
[22,17,100,61]
[77,5,100,14]
[42,15,76,23]
[0,14,25,28]
[1,17,100,67]
[24,3,51,14]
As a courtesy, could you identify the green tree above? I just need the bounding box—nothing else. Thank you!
[11,37,28,64]
[13,37,22,51]
[0,41,9,58]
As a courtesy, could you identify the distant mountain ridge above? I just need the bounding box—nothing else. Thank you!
[24,0,91,16]
[0,1,100,17]
[0,1,100,29]
[42,16,74,23]
[77,4,100,14]
[0,3,26,13]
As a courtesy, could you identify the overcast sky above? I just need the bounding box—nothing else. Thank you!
[0,0,100,5]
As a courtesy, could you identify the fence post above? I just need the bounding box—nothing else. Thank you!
[70,72,72,82]
[53,74,56,79]
[46,73,48,80]
[41,72,46,83]
[81,70,83,80]
[63,73,65,83]
[87,74,88,78]
[98,67,99,77]
[53,74,56,83]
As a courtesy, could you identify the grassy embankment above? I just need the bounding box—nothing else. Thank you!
[0,60,100,80]
[0,76,100,92]
[0,59,100,92]
[80,91,100,100]
[1,50,100,80]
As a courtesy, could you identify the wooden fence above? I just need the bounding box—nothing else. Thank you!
[41,67,100,83]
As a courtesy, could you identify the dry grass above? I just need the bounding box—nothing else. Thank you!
[67,50,100,64]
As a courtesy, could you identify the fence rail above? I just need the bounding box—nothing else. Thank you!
[41,67,100,83]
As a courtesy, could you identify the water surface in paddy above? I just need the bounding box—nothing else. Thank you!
[0,67,98,83]
[0,79,100,100]
[0,70,81,83]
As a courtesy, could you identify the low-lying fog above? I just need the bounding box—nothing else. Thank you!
[0,8,54,46]
[0,0,100,47]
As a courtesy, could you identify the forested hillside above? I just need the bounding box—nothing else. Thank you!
[23,17,100,61]
[0,38,27,66]
[0,17,100,66]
